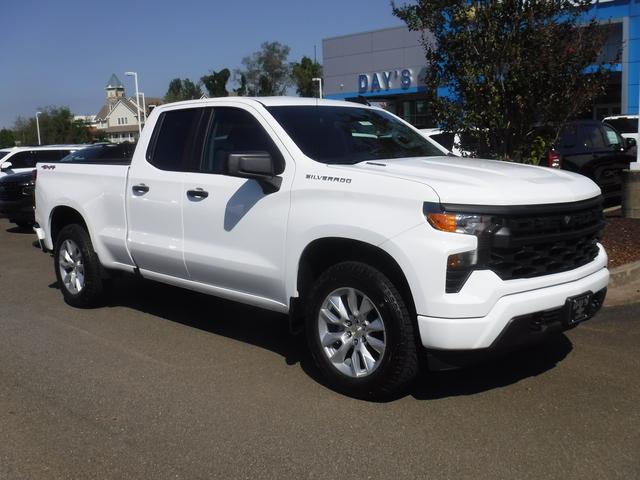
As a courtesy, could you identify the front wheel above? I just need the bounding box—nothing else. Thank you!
[53,224,105,308]
[305,261,419,398]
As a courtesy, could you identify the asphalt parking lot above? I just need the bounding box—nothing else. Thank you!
[0,218,638,479]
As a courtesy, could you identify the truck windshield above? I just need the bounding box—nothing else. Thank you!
[267,106,443,164]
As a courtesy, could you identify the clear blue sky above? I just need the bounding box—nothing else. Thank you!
[0,0,403,128]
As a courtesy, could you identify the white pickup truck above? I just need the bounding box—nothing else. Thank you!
[34,97,609,397]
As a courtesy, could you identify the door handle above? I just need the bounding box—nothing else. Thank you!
[187,188,209,200]
[132,183,149,194]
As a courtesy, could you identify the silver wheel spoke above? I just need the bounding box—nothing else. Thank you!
[350,350,361,376]
[346,288,359,317]
[329,295,350,321]
[321,331,345,347]
[366,318,384,333]
[320,308,341,325]
[330,339,352,364]
[359,297,374,317]
[360,344,377,372]
[365,335,385,354]
[59,256,74,270]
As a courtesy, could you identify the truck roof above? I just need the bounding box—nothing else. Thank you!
[156,96,368,111]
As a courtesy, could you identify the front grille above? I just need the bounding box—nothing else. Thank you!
[443,196,604,291]
[0,183,24,201]
[487,199,604,280]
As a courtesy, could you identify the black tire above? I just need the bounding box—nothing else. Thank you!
[305,261,419,398]
[53,224,105,308]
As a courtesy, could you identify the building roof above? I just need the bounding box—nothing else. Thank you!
[106,74,124,90]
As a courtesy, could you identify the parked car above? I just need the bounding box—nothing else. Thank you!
[0,170,35,227]
[543,120,635,207]
[419,128,479,156]
[418,128,455,155]
[603,115,638,143]
[0,145,85,178]
[0,143,135,228]
[58,142,135,163]
[35,97,608,398]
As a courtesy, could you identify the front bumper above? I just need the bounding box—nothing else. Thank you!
[417,265,609,350]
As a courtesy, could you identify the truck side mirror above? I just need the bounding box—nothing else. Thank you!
[227,152,282,194]
[626,137,636,149]
[0,161,12,171]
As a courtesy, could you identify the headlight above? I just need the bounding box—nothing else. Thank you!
[426,212,494,236]
[424,203,501,293]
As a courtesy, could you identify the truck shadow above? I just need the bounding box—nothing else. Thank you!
[411,335,573,401]
[6,225,33,234]
[82,274,573,401]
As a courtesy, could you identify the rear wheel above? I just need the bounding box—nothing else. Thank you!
[305,261,419,398]
[54,224,105,308]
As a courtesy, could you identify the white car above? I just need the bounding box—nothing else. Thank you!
[0,145,85,177]
[419,128,479,157]
[603,115,638,143]
[34,97,609,397]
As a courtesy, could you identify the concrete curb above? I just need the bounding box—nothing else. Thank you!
[609,260,640,288]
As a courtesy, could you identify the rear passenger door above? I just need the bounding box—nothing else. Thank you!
[126,106,205,279]
[181,104,293,305]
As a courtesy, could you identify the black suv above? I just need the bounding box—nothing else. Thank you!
[544,120,635,207]
[0,170,35,227]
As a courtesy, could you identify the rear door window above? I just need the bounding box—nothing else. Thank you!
[7,151,34,168]
[147,108,204,171]
[580,124,606,151]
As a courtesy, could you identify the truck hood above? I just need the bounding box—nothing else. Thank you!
[345,156,601,206]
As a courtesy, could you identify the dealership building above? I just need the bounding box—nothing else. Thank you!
[322,1,636,128]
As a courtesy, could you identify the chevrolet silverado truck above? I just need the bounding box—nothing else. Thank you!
[34,97,609,397]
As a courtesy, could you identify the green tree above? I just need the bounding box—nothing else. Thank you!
[0,128,15,148]
[201,69,231,97]
[164,78,203,102]
[392,0,614,162]
[237,41,291,96]
[13,106,91,145]
[291,56,323,97]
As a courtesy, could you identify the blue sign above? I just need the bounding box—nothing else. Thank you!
[358,69,413,93]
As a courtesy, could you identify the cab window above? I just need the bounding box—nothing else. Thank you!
[200,107,284,175]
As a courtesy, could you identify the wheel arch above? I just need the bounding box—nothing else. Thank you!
[49,205,89,246]
[290,237,416,332]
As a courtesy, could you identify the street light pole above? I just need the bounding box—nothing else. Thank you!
[139,92,147,124]
[35,111,42,145]
[312,78,323,99]
[125,71,142,137]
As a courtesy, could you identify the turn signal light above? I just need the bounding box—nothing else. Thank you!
[426,213,457,232]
